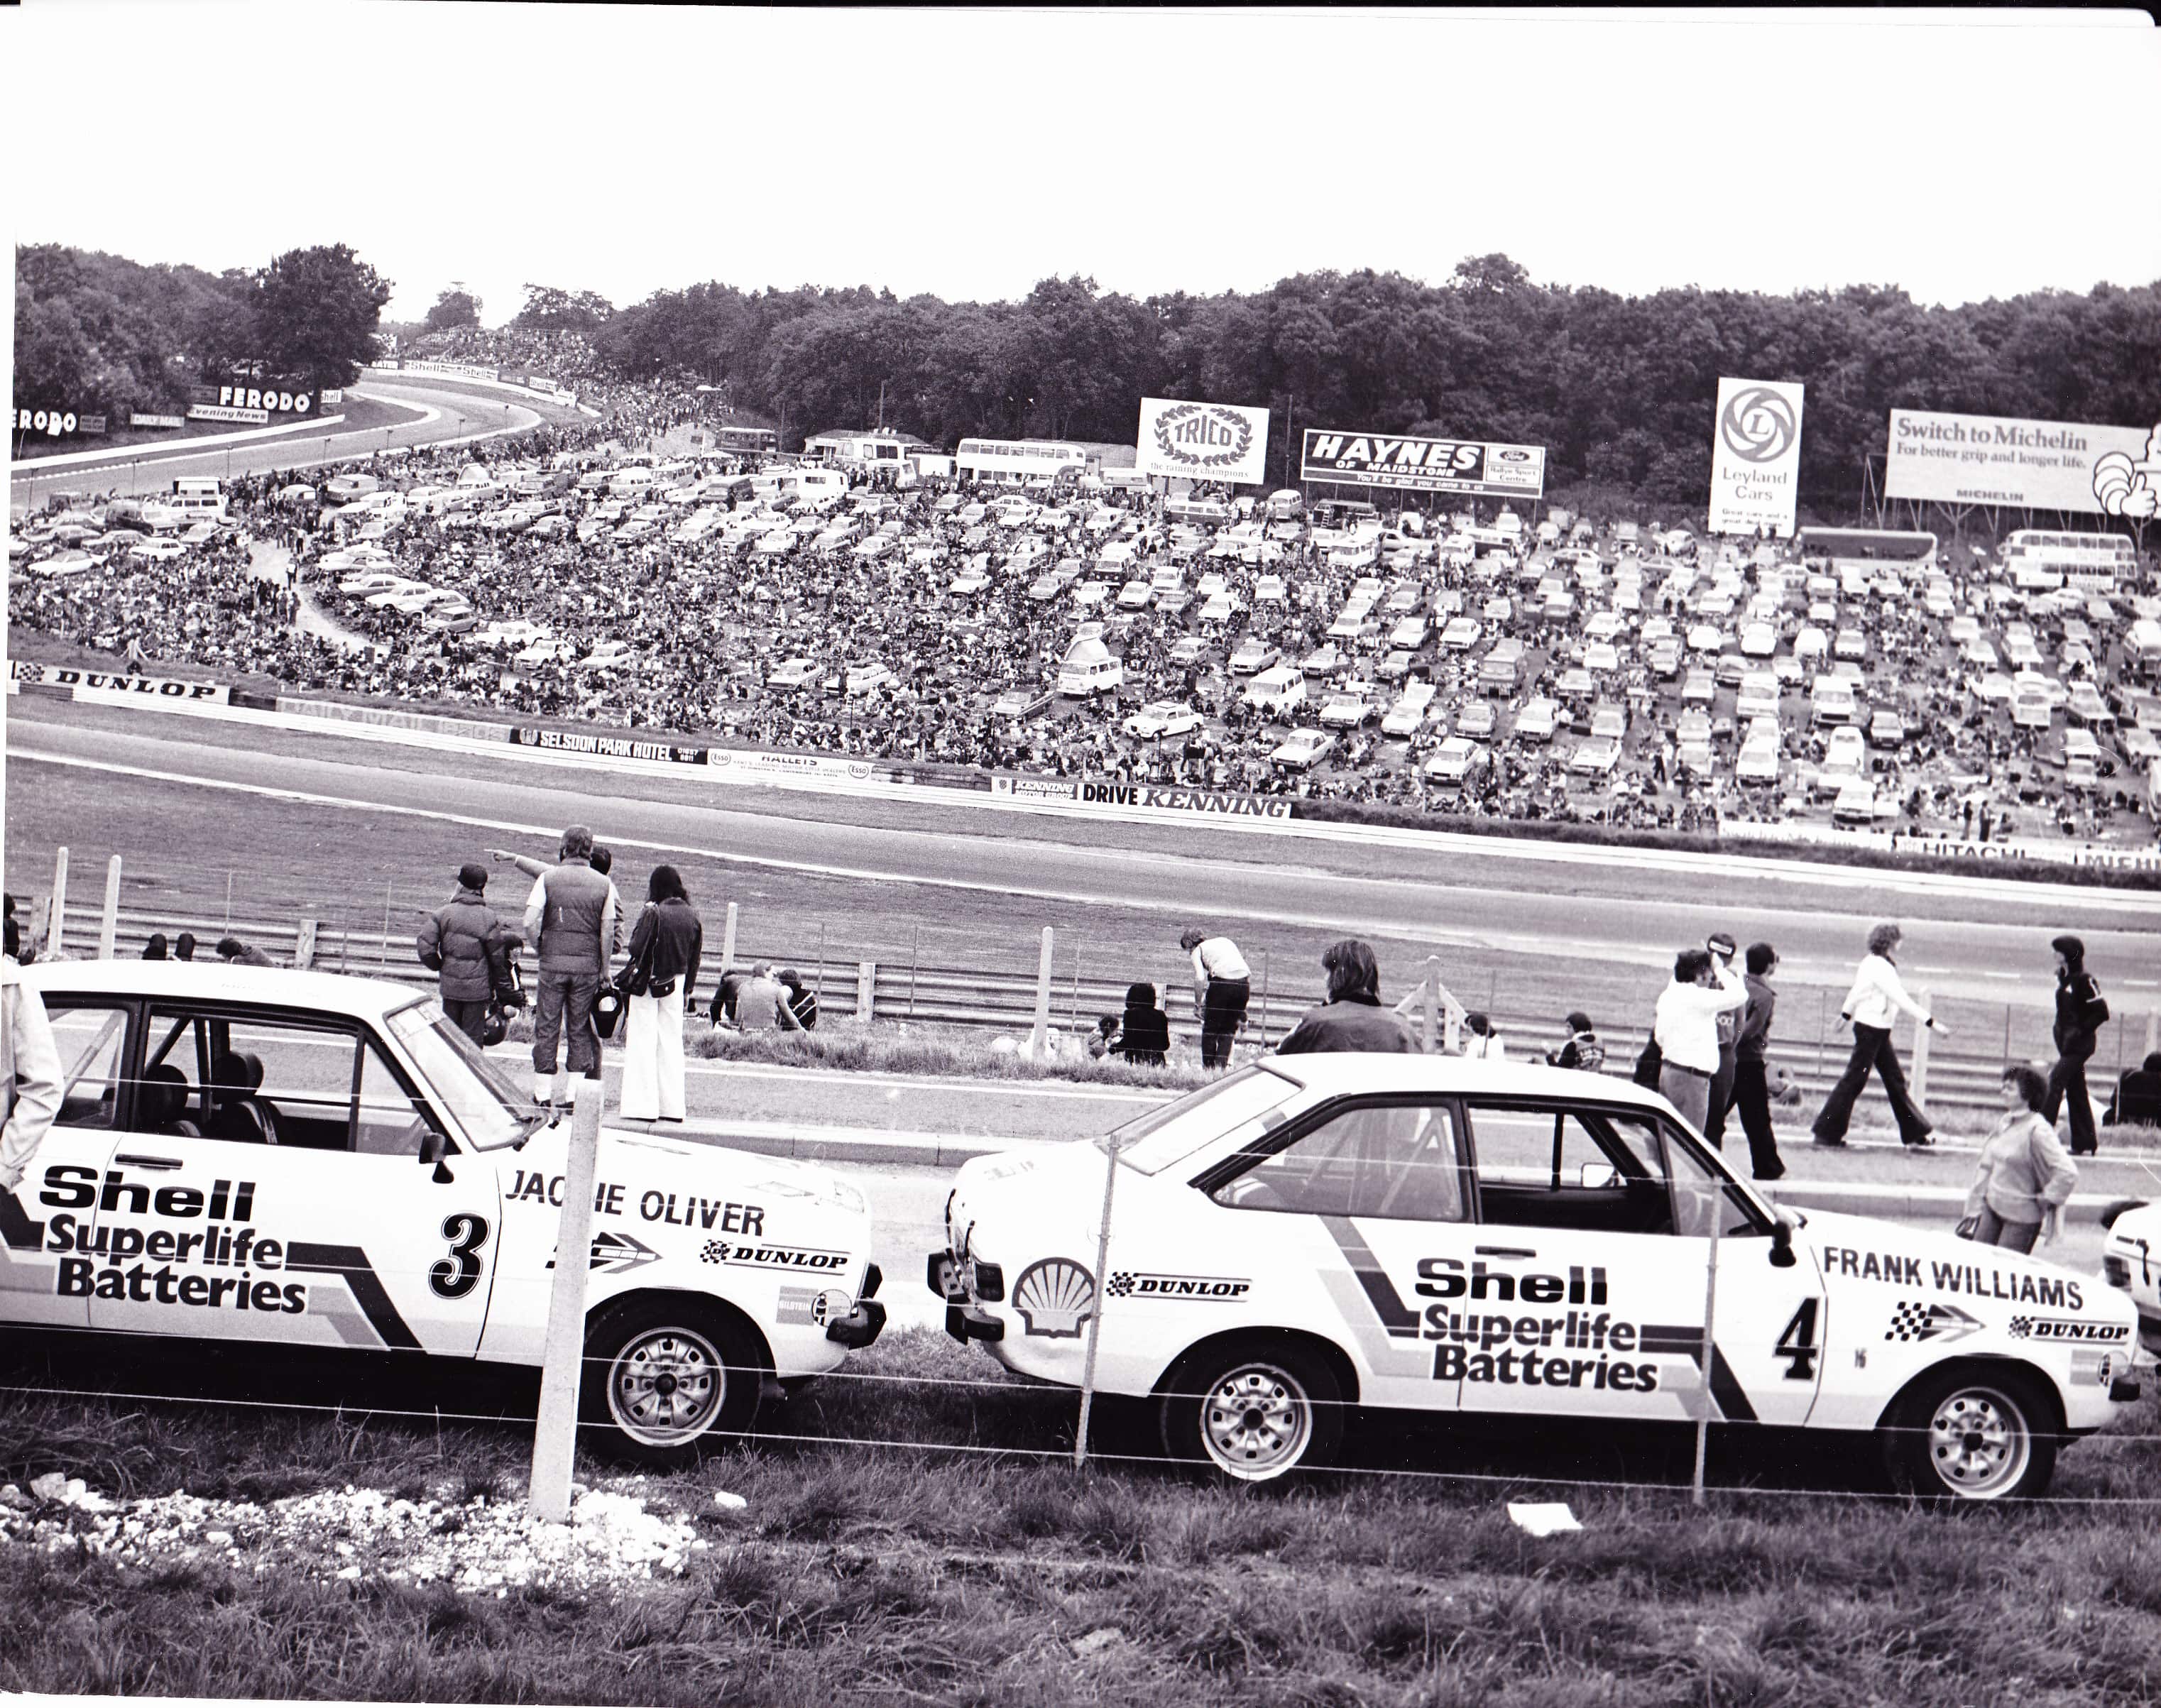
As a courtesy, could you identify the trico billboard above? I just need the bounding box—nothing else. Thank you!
[1301,430,1546,498]
[1135,398,1271,486]
[1883,410,2159,515]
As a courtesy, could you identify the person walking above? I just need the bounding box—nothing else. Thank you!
[1652,947,1747,1137]
[1732,942,1785,1181]
[1181,927,1251,1071]
[1959,1066,2077,1252]
[616,866,701,1124]
[1812,923,1945,1150]
[521,825,618,1107]
[1702,934,1741,1149]
[416,861,515,1045]
[1276,940,1419,1055]
[2045,934,2107,1157]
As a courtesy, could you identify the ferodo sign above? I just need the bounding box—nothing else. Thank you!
[1135,398,1271,486]
[195,384,313,415]
[15,409,82,438]
[1301,429,1546,498]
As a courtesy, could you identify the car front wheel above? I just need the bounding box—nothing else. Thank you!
[1881,1364,2057,1501]
[1159,1339,1343,1484]
[581,1298,763,1468]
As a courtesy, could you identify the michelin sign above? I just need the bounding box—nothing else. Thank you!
[1707,378,1805,539]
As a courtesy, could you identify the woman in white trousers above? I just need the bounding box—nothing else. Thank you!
[618,866,703,1123]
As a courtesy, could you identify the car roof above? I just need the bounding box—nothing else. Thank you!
[21,959,428,1022]
[1262,1053,1671,1111]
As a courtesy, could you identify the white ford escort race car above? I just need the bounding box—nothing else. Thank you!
[2099,1199,2161,1355]
[2,963,885,1464]
[931,1056,2137,1499]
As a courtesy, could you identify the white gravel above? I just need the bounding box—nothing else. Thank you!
[0,1475,713,1595]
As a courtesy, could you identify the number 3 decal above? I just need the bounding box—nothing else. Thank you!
[1772,1297,1821,1381]
[430,1212,491,1300]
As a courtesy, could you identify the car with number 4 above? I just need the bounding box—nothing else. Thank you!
[930,1056,2136,1496]
[6,962,885,1466]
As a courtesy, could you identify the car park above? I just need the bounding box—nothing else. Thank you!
[930,1056,2137,1494]
[15,960,886,1466]
[1123,701,1202,740]
[1319,692,1379,730]
[994,685,1054,721]
[1269,728,1336,770]
[1455,699,1497,740]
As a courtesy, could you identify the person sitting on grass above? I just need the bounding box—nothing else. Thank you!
[777,968,818,1031]
[1114,982,1171,1067]
[1088,1014,1122,1061]
[734,963,803,1034]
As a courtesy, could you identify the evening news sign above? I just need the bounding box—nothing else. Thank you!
[1301,430,1546,498]
[1883,410,2155,514]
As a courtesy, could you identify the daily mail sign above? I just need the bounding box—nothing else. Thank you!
[1301,430,1546,498]
[1135,398,1271,486]
[1883,410,2155,515]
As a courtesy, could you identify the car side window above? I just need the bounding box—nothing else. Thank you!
[1467,1103,1675,1237]
[146,1007,360,1151]
[45,1002,129,1130]
[1661,1124,1766,1240]
[356,1041,433,1157]
[1209,1099,1463,1222]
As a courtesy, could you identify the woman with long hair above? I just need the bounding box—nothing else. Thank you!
[1276,938,1418,1055]
[618,865,703,1124]
[1811,922,1946,1149]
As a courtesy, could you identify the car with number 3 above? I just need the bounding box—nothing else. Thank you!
[4,963,885,1466]
[929,1056,2136,1498]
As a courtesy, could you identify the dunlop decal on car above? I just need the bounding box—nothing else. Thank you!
[283,1244,422,1350]
[2009,1315,2129,1342]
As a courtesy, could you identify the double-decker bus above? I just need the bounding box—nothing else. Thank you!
[2002,529,2136,593]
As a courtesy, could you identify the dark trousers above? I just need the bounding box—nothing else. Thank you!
[1812,1023,1932,1145]
[2046,1054,2096,1155]
[1704,1047,1736,1149]
[444,997,491,1045]
[1732,1057,1783,1177]
[1201,978,1249,1070]
[532,969,602,1076]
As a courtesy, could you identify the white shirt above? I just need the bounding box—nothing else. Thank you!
[1842,953,1930,1031]
[1190,936,1251,984]
[1652,962,1746,1073]
[0,960,64,1194]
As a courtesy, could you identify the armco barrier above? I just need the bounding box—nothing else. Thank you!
[43,907,2137,1122]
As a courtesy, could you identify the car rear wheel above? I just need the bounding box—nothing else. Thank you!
[1159,1340,1343,1484]
[1881,1365,2057,1501]
[581,1298,763,1468]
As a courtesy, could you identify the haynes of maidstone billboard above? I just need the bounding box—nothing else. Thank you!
[1299,429,1545,498]
[1883,410,2157,514]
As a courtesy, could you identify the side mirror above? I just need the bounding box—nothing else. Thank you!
[418,1127,447,1166]
[1578,1161,1620,1191]
[1769,1217,1798,1269]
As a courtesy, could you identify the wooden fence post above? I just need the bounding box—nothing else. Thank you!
[295,919,319,970]
[48,848,69,961]
[1910,988,1931,1109]
[857,962,876,1024]
[720,902,738,975]
[529,1082,603,1523]
[98,857,122,960]
[1029,927,1054,1060]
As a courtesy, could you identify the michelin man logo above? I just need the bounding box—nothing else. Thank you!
[2093,426,2161,518]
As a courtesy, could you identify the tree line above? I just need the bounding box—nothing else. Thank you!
[586,258,2161,514]
[14,242,389,422]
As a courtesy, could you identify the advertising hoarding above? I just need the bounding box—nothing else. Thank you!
[130,412,186,429]
[1300,429,1546,498]
[1883,410,2157,515]
[1707,378,1805,538]
[1135,398,1271,486]
[189,405,272,425]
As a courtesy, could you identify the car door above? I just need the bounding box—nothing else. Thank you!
[1458,1098,1819,1428]
[1196,1095,1478,1413]
[87,1002,500,1357]
[1,996,133,1329]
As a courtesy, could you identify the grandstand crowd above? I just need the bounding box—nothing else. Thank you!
[11,346,2160,850]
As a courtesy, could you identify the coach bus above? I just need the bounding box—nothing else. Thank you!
[2003,530,2136,593]
[707,425,779,459]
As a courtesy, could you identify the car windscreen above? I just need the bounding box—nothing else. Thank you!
[384,998,535,1151]
[1098,1063,1301,1176]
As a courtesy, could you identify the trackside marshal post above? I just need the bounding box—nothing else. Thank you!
[530,1081,603,1521]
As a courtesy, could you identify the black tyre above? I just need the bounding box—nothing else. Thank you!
[1881,1364,2057,1501]
[581,1297,763,1468]
[1159,1338,1343,1483]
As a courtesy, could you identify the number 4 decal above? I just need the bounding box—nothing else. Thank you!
[1773,1297,1821,1381]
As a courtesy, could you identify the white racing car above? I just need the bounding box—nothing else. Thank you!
[4,962,885,1465]
[931,1056,2138,1499]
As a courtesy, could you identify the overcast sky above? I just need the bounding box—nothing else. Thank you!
[9,4,2160,325]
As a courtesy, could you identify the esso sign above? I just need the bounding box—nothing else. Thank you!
[17,410,79,437]
[218,385,311,414]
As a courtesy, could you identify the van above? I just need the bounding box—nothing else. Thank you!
[1244,664,1308,716]
[1100,468,1150,493]
[1266,489,1304,522]
[1477,652,1521,694]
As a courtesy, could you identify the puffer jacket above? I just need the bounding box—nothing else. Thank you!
[417,888,513,1004]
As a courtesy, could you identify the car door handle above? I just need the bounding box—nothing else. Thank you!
[1475,1245,1537,1259]
[114,1154,182,1171]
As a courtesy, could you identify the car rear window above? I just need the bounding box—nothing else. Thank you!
[1099,1064,1301,1176]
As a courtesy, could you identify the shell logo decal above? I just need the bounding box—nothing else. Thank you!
[1012,1257,1095,1338]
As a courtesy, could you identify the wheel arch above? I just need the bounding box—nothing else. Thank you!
[1876,1354,2067,1438]
[585,1286,775,1376]
[1150,1325,1361,1407]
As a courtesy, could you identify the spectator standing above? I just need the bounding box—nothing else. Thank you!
[1812,923,1944,1150]
[2045,934,2107,1156]
[1732,942,1785,1181]
[1276,941,1418,1055]
[1652,948,1747,1136]
[1548,1011,1605,1072]
[734,962,803,1033]
[0,953,63,1200]
[1115,982,1172,1066]
[617,865,701,1123]
[1181,927,1251,1071]
[521,825,617,1106]
[1702,934,1740,1149]
[1959,1066,2077,1252]
[416,862,515,1045]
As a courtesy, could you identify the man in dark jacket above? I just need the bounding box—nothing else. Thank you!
[2047,934,2106,1156]
[417,863,514,1045]
[1731,942,1785,1182]
[1276,940,1420,1055]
